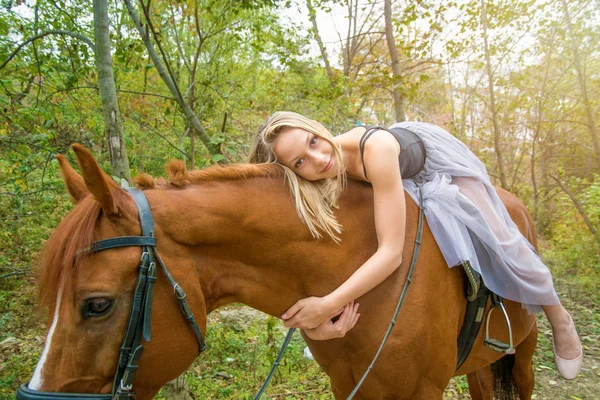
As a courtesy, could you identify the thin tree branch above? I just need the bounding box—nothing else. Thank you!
[550,175,599,240]
[49,0,79,27]
[117,89,175,100]
[168,0,193,74]
[0,30,94,71]
[127,114,189,158]
[0,271,28,280]
[124,0,218,155]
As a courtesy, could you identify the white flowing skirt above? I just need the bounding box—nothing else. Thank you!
[394,121,559,313]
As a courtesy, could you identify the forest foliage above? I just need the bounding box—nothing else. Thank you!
[2,0,598,288]
[1,0,599,397]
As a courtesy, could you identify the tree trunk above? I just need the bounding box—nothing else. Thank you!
[188,73,197,170]
[307,0,334,82]
[459,62,471,142]
[532,29,555,228]
[560,0,600,169]
[481,0,507,189]
[93,0,131,181]
[384,0,405,122]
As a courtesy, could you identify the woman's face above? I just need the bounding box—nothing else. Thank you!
[273,127,338,181]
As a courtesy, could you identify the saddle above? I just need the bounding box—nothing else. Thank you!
[455,261,515,370]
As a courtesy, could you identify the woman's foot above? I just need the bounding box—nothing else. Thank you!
[551,314,582,379]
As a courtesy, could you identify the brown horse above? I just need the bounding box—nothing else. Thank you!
[25,144,538,399]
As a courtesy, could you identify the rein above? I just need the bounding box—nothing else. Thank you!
[17,188,206,400]
[255,186,425,400]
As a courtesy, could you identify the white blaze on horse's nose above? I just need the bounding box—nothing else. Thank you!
[29,285,63,390]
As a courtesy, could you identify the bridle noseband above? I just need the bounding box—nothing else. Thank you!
[17,188,206,400]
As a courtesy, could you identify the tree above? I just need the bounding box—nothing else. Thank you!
[93,0,131,180]
[560,0,600,170]
[123,0,219,158]
[306,0,334,82]
[384,0,406,122]
[480,0,507,189]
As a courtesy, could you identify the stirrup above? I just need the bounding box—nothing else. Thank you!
[484,295,515,354]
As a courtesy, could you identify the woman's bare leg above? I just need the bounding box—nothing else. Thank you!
[452,177,581,369]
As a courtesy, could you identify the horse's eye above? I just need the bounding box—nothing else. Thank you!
[83,298,113,319]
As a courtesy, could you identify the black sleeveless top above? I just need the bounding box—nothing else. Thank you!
[359,126,427,180]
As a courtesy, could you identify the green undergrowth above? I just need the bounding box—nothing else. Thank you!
[0,254,598,399]
[0,277,41,400]
[158,308,332,399]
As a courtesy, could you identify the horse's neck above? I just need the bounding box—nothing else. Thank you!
[149,179,353,317]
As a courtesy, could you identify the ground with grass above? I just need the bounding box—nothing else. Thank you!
[1,273,598,399]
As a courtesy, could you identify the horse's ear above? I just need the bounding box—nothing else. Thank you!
[71,144,119,216]
[56,154,88,203]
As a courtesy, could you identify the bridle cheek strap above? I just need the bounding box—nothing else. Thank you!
[107,188,206,400]
[17,187,206,400]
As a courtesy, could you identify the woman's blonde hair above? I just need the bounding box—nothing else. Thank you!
[249,111,346,242]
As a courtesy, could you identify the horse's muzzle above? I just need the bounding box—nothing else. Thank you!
[17,384,112,400]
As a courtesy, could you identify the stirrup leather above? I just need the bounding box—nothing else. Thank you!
[460,261,480,302]
[484,294,515,354]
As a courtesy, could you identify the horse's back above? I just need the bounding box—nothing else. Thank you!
[496,187,538,250]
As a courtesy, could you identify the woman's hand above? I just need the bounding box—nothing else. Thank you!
[281,296,343,329]
[304,302,360,341]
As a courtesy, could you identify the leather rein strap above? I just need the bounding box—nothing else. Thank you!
[255,186,425,400]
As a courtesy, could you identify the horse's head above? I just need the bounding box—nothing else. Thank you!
[21,145,205,399]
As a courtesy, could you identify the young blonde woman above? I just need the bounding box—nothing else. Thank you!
[248,111,583,379]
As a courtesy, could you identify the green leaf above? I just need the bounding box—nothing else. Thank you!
[211,154,226,163]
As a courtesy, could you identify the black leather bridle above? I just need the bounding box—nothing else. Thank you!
[17,188,206,400]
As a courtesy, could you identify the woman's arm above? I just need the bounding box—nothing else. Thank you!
[282,131,407,329]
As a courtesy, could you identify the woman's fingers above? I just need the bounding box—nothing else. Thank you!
[333,302,359,335]
[302,302,361,340]
[327,306,345,320]
[281,300,304,320]
[348,303,360,330]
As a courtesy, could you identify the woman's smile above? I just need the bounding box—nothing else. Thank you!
[321,156,333,173]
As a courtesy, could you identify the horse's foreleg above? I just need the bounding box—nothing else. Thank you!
[466,367,494,400]
[513,323,537,400]
[410,380,444,400]
[332,387,344,400]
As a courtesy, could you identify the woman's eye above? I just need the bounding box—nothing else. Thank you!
[310,136,318,146]
[82,298,113,319]
[294,158,305,168]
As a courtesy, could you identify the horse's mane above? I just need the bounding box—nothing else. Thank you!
[38,196,103,311]
[134,161,283,190]
[38,162,283,311]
